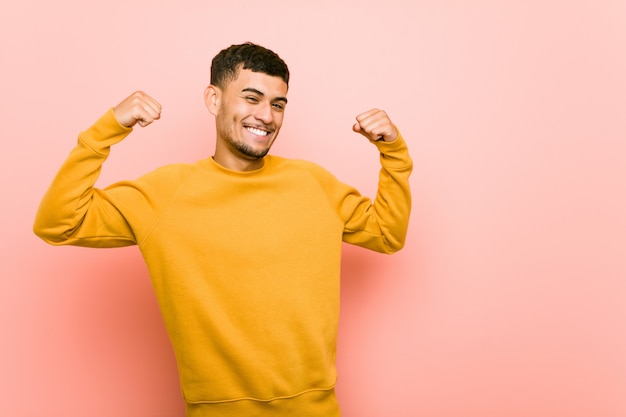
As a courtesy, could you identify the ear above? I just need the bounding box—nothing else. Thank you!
[204,85,221,115]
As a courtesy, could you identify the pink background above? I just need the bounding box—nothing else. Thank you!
[2,1,626,416]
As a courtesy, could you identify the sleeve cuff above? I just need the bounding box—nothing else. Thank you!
[78,108,133,155]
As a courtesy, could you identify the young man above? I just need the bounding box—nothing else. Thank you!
[34,43,412,417]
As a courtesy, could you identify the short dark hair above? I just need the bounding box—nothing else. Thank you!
[210,42,290,89]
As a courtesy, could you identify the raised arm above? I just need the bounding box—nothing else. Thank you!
[33,92,162,247]
[341,109,413,253]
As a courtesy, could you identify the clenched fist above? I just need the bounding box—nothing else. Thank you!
[113,91,162,128]
[352,109,398,143]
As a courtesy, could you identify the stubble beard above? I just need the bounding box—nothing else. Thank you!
[217,112,271,160]
[228,136,270,159]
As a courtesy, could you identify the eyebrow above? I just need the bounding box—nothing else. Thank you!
[242,87,288,104]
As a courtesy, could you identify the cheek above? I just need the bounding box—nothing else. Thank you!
[274,112,285,127]
[215,113,233,138]
[216,106,238,130]
[228,103,251,122]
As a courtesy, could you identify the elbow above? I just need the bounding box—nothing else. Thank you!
[33,213,68,245]
[33,214,47,240]
[385,243,405,255]
[33,222,58,244]
[381,233,407,254]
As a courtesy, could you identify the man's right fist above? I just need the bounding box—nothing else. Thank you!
[113,91,162,128]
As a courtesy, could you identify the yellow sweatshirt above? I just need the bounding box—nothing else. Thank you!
[34,109,412,416]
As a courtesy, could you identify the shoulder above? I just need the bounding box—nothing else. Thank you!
[134,161,201,185]
[269,155,334,177]
[267,156,347,191]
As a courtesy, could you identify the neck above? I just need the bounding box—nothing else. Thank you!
[212,151,265,172]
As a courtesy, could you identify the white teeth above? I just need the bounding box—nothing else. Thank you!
[246,127,269,137]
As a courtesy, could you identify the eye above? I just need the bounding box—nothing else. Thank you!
[245,96,259,103]
[272,102,285,111]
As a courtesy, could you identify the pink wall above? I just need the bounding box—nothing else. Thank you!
[2,1,626,416]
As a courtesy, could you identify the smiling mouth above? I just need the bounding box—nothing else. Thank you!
[245,125,271,137]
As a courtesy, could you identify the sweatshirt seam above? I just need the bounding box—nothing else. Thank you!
[78,133,110,157]
[137,168,195,248]
[184,384,336,405]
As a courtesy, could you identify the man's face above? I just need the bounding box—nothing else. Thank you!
[206,68,288,170]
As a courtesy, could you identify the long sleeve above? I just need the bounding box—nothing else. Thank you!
[33,109,138,247]
[338,133,413,254]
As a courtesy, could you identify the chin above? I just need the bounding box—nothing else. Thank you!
[250,149,270,159]
[238,145,270,159]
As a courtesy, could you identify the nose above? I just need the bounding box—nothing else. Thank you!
[254,101,273,124]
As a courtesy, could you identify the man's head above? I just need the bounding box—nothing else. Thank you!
[205,43,290,172]
[210,42,289,90]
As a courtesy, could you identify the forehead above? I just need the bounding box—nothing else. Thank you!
[227,68,288,97]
